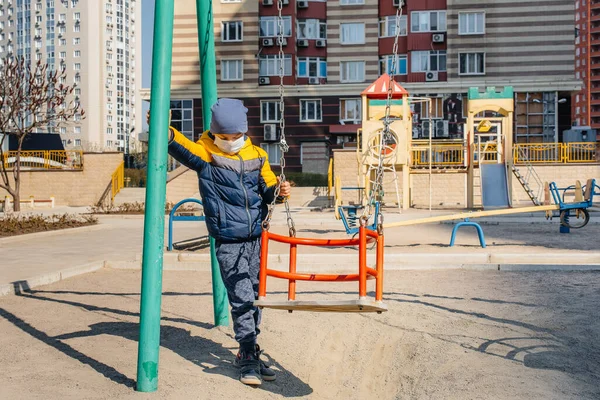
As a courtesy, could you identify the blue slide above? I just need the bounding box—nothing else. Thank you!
[480,163,510,209]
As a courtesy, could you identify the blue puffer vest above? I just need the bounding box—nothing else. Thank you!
[168,129,277,242]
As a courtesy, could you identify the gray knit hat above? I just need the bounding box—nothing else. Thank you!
[210,98,248,134]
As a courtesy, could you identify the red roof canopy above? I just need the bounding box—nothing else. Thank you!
[361,74,409,99]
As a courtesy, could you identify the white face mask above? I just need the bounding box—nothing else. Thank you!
[214,135,245,154]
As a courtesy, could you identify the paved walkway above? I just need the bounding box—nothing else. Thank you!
[1,207,599,295]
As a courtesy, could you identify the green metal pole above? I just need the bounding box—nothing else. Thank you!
[196,0,229,327]
[136,0,174,392]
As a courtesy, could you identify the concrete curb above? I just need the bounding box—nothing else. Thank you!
[4,253,600,297]
[112,252,600,272]
[0,261,104,296]
[0,223,109,245]
[106,259,600,273]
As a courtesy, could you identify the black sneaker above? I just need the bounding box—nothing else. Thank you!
[255,345,276,382]
[235,350,261,386]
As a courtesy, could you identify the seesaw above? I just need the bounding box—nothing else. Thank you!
[383,179,597,246]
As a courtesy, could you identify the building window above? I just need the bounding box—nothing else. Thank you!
[411,50,446,72]
[411,11,447,32]
[222,21,243,42]
[340,0,364,4]
[459,53,485,75]
[259,55,292,76]
[260,101,281,123]
[259,16,292,37]
[74,50,81,57]
[297,57,327,78]
[74,139,81,146]
[107,140,113,147]
[60,127,67,134]
[340,23,365,44]
[74,127,81,135]
[260,143,281,165]
[73,37,80,45]
[297,19,327,40]
[170,100,194,140]
[220,59,243,81]
[300,99,322,122]
[340,98,361,123]
[459,12,485,35]
[379,54,408,75]
[379,15,407,37]
[340,61,365,83]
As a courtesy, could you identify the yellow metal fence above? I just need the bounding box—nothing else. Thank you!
[514,143,598,164]
[2,150,83,170]
[410,142,598,168]
[111,161,125,202]
[411,142,465,167]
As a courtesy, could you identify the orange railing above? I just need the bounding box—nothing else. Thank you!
[258,225,384,303]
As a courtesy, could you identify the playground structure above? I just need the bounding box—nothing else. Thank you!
[334,81,598,215]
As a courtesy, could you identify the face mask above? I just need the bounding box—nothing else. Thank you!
[214,135,245,154]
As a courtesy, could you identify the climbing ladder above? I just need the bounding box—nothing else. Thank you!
[512,146,543,206]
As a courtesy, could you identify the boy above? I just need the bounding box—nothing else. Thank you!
[162,98,291,386]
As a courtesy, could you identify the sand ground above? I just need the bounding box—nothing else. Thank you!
[1,268,599,400]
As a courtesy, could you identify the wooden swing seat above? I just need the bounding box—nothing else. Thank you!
[256,226,386,314]
[254,298,387,313]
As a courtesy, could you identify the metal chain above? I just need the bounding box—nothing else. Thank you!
[262,0,296,236]
[362,1,403,225]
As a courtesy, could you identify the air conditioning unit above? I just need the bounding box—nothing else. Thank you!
[262,0,273,5]
[421,121,431,138]
[297,0,308,8]
[315,39,326,47]
[276,37,287,46]
[308,77,319,85]
[282,0,289,4]
[393,0,404,6]
[259,76,270,85]
[264,124,278,141]
[425,71,439,81]
[432,33,445,43]
[435,120,449,138]
[262,38,274,47]
[297,39,309,47]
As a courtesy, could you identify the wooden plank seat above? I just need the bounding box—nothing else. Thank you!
[254,299,388,313]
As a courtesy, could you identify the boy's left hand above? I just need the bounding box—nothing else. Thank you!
[278,176,291,198]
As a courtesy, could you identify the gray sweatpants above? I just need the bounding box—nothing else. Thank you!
[215,237,262,350]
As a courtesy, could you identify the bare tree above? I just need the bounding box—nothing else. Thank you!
[0,57,83,211]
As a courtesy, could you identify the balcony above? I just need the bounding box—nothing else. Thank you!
[591,74,600,81]
[590,98,600,105]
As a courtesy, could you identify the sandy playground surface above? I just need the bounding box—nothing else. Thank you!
[1,268,599,400]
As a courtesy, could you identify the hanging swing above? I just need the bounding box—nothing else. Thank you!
[253,0,405,313]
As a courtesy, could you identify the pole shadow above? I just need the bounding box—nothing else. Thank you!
[1,290,312,397]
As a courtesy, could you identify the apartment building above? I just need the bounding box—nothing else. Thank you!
[574,0,600,138]
[0,0,142,153]
[163,0,579,174]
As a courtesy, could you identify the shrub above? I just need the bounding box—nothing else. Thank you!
[125,168,147,188]
[88,202,201,215]
[0,213,98,237]
[285,172,327,187]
